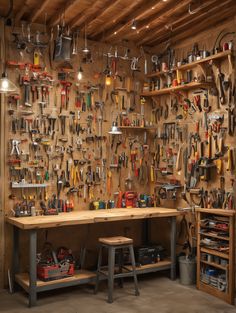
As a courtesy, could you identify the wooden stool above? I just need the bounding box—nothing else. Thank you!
[94,236,140,303]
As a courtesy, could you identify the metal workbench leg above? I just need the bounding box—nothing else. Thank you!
[107,246,115,303]
[170,216,176,280]
[29,229,37,307]
[142,218,149,245]
[12,226,19,292]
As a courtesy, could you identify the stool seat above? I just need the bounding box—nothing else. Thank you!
[99,236,133,246]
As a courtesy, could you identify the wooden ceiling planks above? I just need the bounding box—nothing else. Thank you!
[87,0,144,37]
[30,0,52,23]
[1,0,235,47]
[91,0,160,41]
[148,0,236,47]
[68,0,117,30]
[138,0,223,46]
[48,0,79,28]
[108,0,191,44]
[163,3,236,47]
[15,0,32,23]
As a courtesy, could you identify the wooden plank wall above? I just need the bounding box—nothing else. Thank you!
[1,15,236,288]
[2,24,151,284]
[149,16,236,281]
[0,18,6,289]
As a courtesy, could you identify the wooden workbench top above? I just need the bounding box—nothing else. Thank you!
[6,207,181,230]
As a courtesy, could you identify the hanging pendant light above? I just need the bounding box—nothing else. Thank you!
[108,122,122,135]
[105,74,112,86]
[0,20,18,94]
[82,24,90,54]
[131,19,137,30]
[77,66,83,80]
[0,72,17,93]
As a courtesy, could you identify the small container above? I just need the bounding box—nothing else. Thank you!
[202,50,210,58]
[220,259,228,267]
[214,256,220,264]
[186,70,192,83]
[188,54,194,63]
[223,42,229,51]
[31,206,36,216]
[229,40,233,50]
[177,61,182,67]
[207,254,213,262]
[161,62,168,72]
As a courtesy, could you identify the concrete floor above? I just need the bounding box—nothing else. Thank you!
[0,274,235,313]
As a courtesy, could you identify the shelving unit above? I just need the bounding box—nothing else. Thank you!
[196,208,235,305]
[141,82,211,97]
[145,50,232,79]
[142,50,233,98]
[176,50,232,71]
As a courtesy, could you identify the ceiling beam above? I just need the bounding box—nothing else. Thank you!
[92,0,161,41]
[88,0,144,37]
[111,0,191,43]
[147,0,235,46]
[30,0,51,23]
[15,0,31,23]
[68,0,117,29]
[162,5,236,47]
[48,0,78,28]
[139,0,228,46]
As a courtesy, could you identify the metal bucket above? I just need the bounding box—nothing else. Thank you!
[179,256,196,285]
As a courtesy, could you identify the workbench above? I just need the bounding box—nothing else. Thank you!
[6,207,181,307]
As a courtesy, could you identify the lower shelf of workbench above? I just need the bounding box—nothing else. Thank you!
[15,270,96,292]
[198,281,233,305]
[15,259,172,293]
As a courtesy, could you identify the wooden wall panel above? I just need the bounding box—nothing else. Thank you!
[2,24,151,285]
[1,13,236,289]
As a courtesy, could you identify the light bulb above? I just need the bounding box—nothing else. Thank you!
[77,71,82,80]
[2,78,9,90]
[105,75,111,86]
[131,19,137,30]
[77,67,83,81]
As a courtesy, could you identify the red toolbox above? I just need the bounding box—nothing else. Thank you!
[37,262,74,281]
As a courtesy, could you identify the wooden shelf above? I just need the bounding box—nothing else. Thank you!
[200,247,229,259]
[196,208,235,217]
[15,259,172,293]
[145,51,232,79]
[119,126,156,130]
[141,82,211,97]
[146,70,175,78]
[11,182,48,188]
[127,259,172,273]
[15,270,96,292]
[95,259,171,277]
[177,50,232,71]
[200,260,228,270]
[199,281,230,304]
[199,232,230,241]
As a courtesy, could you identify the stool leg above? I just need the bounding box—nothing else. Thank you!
[129,245,140,296]
[94,246,103,294]
[108,246,115,303]
[118,248,124,288]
